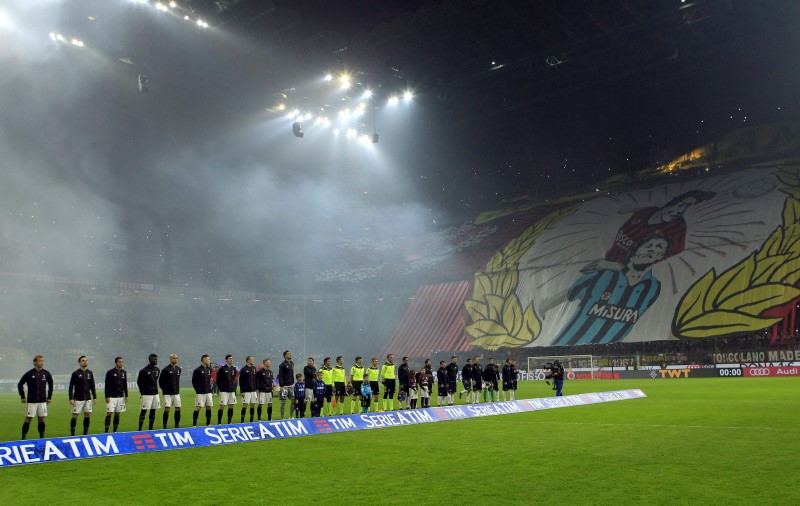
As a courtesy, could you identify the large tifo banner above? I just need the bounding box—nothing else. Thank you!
[0,389,645,467]
[462,166,800,349]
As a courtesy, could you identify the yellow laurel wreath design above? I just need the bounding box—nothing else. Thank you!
[465,207,576,350]
[671,195,800,338]
[776,166,800,200]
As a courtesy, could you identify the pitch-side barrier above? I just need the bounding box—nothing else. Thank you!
[0,389,646,467]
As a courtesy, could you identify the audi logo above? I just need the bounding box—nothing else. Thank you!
[748,368,771,376]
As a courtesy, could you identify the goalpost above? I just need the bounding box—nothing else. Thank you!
[526,355,595,380]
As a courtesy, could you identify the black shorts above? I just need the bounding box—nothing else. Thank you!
[438,384,448,396]
[462,380,472,391]
[383,379,396,397]
[473,381,482,391]
[334,382,346,397]
[492,381,499,391]
[324,385,333,401]
[448,381,457,394]
[511,380,518,390]
[370,381,380,395]
[352,381,362,396]
[502,381,511,391]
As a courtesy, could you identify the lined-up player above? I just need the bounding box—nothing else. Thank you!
[68,355,96,436]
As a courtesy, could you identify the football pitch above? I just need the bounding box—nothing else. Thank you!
[0,377,795,505]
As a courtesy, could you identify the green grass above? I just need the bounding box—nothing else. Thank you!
[1,378,797,505]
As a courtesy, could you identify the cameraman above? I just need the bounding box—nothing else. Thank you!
[545,360,565,397]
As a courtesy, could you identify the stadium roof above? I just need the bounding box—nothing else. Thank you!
[183,0,800,184]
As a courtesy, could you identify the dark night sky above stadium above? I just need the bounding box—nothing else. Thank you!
[0,0,798,291]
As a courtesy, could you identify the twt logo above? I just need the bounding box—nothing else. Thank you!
[657,369,691,378]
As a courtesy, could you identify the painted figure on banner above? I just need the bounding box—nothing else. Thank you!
[542,236,668,345]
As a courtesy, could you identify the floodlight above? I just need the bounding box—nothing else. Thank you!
[324,74,333,82]
[169,1,177,7]
[155,2,168,11]
[388,96,399,106]
[362,89,373,99]
[292,122,304,138]
[403,90,413,101]
[49,32,57,41]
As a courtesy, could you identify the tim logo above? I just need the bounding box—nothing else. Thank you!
[601,291,611,301]
[132,434,157,450]
[430,409,448,420]
[313,420,334,433]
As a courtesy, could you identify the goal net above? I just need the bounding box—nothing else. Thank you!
[527,355,595,380]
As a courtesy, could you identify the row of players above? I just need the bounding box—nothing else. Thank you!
[16,352,519,440]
